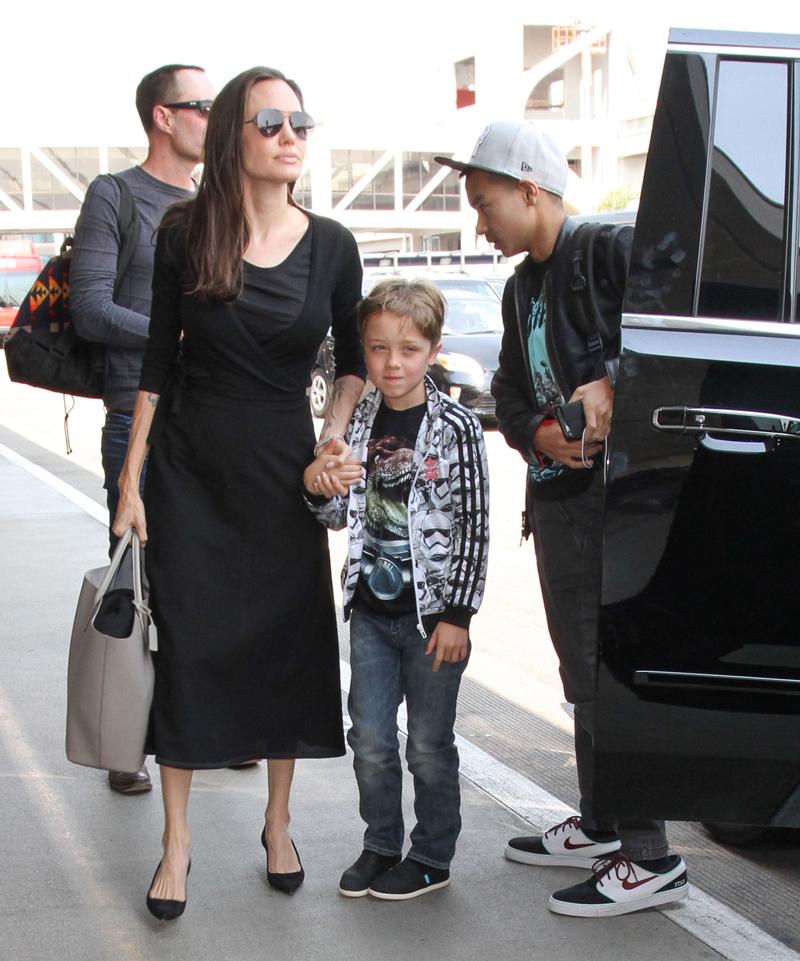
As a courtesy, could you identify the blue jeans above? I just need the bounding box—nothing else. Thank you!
[347,606,468,870]
[101,411,146,558]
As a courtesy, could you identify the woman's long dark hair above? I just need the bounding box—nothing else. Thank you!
[165,66,305,301]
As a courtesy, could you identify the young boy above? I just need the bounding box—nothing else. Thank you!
[304,278,489,900]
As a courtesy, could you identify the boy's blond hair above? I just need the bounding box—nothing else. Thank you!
[358,278,445,345]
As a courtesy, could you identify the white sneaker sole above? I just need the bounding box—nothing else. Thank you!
[504,844,619,869]
[338,885,369,898]
[548,882,689,917]
[368,878,450,900]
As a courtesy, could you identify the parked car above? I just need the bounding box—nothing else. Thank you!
[593,28,800,839]
[309,275,503,420]
[483,275,508,301]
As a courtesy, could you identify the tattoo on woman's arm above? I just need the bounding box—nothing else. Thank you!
[147,393,159,409]
[320,380,346,437]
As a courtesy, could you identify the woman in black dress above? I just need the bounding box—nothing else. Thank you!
[113,66,365,918]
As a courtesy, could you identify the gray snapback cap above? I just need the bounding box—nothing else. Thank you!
[435,121,568,198]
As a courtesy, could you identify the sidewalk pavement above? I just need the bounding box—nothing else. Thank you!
[0,448,724,961]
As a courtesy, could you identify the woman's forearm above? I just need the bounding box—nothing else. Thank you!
[317,374,364,447]
[119,390,160,491]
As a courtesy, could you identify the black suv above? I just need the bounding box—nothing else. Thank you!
[594,29,800,836]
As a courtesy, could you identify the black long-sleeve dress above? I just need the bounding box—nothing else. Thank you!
[139,212,364,768]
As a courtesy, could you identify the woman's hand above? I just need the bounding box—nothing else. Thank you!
[424,622,469,672]
[112,482,148,544]
[303,440,361,498]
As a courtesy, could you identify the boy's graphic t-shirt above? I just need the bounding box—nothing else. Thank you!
[355,400,426,617]
[526,278,568,485]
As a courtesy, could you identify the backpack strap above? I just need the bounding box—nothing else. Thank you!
[568,222,622,386]
[107,173,140,298]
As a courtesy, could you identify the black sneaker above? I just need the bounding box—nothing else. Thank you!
[549,853,689,917]
[368,856,450,900]
[338,850,401,898]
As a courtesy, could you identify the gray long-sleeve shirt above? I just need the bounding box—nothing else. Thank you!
[69,166,193,411]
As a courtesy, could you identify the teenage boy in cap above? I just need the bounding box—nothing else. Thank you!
[436,123,689,918]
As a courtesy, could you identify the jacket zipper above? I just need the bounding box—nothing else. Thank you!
[543,271,569,401]
[514,274,538,408]
[344,383,434,638]
[407,455,428,638]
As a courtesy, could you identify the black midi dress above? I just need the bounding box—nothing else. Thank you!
[138,213,364,769]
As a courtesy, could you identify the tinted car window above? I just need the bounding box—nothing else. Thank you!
[698,59,789,320]
[622,53,713,317]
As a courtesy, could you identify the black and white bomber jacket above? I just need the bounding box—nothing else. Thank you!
[305,376,490,636]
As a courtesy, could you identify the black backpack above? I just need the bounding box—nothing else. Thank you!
[3,174,139,398]
[566,220,632,387]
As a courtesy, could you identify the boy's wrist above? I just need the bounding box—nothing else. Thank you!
[422,607,473,634]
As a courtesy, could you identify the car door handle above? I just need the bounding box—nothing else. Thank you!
[634,669,800,697]
[652,406,800,453]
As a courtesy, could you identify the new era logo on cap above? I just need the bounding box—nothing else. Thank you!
[435,121,568,198]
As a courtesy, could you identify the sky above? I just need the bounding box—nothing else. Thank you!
[3,0,800,145]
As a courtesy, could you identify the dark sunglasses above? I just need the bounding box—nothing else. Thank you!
[163,99,214,116]
[246,108,315,140]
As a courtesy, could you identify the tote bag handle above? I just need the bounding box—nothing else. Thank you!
[87,530,150,637]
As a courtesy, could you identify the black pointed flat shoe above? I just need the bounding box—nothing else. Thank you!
[146,858,191,920]
[261,828,304,895]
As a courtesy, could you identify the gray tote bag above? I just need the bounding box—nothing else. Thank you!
[66,529,154,773]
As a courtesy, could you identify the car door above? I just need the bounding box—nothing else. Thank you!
[594,30,800,827]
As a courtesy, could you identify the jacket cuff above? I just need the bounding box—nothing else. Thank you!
[530,415,554,463]
[435,606,473,630]
[303,490,331,507]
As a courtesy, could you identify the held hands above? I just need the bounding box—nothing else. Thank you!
[303,436,361,498]
[425,622,469,673]
[533,376,614,469]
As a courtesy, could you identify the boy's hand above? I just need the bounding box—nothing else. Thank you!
[569,376,613,442]
[533,421,602,468]
[425,622,469,672]
[303,448,361,497]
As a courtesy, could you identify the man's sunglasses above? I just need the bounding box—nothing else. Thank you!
[163,100,214,116]
[245,108,315,140]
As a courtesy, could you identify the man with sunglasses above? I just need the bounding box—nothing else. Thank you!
[70,63,215,796]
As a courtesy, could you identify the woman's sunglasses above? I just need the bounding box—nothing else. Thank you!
[245,108,315,140]
[163,100,214,116]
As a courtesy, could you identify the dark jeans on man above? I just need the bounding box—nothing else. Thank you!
[529,469,668,861]
[101,410,145,557]
[347,605,468,870]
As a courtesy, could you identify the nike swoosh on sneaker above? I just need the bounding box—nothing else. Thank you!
[620,874,657,890]
[563,838,595,850]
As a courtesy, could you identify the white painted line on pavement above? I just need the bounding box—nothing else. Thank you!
[0,442,109,525]
[3,440,793,961]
